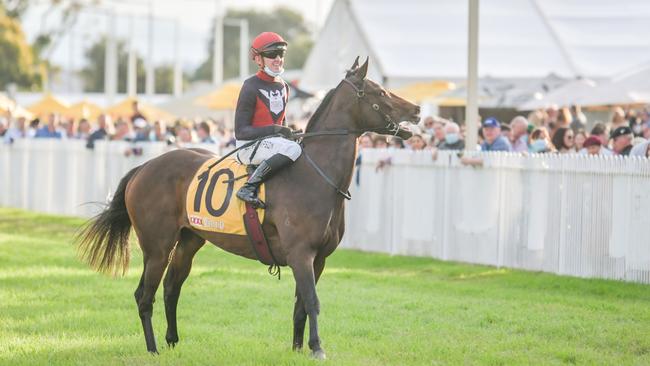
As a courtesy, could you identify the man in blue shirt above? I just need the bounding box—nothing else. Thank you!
[480,117,512,152]
[34,113,64,139]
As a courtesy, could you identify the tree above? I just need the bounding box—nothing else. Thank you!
[0,6,39,89]
[81,37,145,93]
[1,0,86,91]
[81,37,184,94]
[192,6,314,82]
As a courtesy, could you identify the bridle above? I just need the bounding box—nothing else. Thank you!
[207,77,413,201]
[341,78,401,136]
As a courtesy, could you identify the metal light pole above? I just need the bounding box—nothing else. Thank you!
[212,3,225,86]
[224,18,250,80]
[146,0,155,98]
[173,19,183,97]
[127,16,137,97]
[239,19,249,79]
[465,0,480,151]
[104,8,118,106]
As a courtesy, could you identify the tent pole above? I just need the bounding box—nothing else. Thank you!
[465,0,480,151]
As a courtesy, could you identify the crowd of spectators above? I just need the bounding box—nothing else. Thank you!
[1,101,237,155]
[356,105,650,160]
[3,100,650,161]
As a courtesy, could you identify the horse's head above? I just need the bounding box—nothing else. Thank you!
[342,57,420,138]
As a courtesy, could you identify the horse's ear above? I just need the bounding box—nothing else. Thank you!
[351,56,360,70]
[346,56,360,78]
[357,57,369,79]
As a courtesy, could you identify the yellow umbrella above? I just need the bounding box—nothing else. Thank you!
[68,100,104,120]
[27,94,70,116]
[194,82,243,110]
[391,81,457,103]
[106,97,176,122]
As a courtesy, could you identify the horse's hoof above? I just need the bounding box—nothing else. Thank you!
[167,341,177,348]
[311,349,327,360]
[292,344,303,352]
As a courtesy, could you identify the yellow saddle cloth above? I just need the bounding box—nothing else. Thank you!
[186,157,265,235]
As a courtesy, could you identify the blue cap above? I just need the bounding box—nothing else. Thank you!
[482,117,500,128]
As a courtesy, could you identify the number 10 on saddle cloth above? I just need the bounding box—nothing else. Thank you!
[186,158,266,235]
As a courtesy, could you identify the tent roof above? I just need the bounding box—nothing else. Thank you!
[27,94,70,116]
[194,82,243,111]
[68,100,104,120]
[574,63,650,106]
[106,97,176,122]
[329,0,650,79]
[0,94,33,119]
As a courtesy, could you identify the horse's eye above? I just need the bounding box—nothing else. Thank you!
[380,91,387,97]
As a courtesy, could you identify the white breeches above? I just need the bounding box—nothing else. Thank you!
[235,137,302,165]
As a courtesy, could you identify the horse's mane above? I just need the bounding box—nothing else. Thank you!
[305,87,336,132]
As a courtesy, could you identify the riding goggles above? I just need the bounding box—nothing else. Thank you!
[261,50,286,59]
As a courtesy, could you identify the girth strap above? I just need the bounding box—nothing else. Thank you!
[243,203,281,279]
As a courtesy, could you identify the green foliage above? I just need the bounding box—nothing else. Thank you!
[1,207,650,365]
[1,0,30,19]
[81,37,185,94]
[193,6,314,81]
[0,6,40,89]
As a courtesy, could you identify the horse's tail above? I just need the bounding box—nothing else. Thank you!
[76,165,141,276]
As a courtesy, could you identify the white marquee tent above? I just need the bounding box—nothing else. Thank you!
[300,0,650,93]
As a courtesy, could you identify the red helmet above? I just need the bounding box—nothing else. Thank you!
[250,32,288,60]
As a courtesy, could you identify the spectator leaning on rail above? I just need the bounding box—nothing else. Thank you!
[529,127,555,153]
[508,116,529,152]
[583,136,603,155]
[431,118,447,148]
[480,117,512,152]
[611,126,634,156]
[438,121,465,150]
[34,113,64,139]
[551,127,575,154]
[233,31,301,208]
[3,116,27,144]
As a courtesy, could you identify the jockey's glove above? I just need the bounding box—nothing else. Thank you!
[273,125,293,138]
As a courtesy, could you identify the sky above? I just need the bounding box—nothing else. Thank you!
[21,0,335,73]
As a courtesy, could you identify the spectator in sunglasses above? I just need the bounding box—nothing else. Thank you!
[233,32,301,208]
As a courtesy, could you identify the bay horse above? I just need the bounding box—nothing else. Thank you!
[76,57,420,359]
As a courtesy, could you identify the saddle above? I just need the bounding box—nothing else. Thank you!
[185,158,279,275]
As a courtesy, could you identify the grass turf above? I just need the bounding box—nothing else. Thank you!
[0,207,649,365]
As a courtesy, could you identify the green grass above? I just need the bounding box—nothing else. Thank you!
[1,207,649,365]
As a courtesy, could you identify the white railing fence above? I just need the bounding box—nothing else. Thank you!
[342,149,650,284]
[2,142,649,283]
[0,139,221,217]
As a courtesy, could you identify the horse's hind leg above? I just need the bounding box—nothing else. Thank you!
[163,229,204,347]
[292,254,326,351]
[134,228,179,354]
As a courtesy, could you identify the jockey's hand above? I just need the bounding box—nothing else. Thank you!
[273,125,293,138]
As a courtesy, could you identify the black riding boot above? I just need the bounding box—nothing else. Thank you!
[237,154,293,208]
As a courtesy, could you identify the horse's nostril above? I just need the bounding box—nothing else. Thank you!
[415,106,421,114]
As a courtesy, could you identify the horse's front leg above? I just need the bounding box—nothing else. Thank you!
[293,254,326,351]
[288,251,326,360]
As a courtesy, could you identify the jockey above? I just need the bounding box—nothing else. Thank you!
[234,32,302,208]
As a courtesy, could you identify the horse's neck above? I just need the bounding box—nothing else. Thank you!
[303,99,358,198]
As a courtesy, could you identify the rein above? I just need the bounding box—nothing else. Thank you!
[204,78,406,201]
